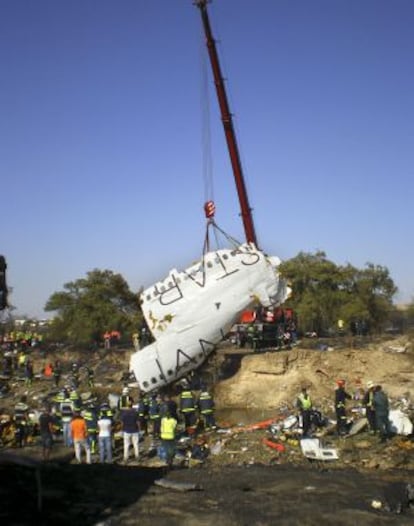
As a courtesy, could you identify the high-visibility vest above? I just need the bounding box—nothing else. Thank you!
[180,391,195,412]
[119,395,131,410]
[160,417,177,440]
[148,398,161,419]
[365,390,374,409]
[199,392,214,414]
[83,410,97,431]
[298,393,312,410]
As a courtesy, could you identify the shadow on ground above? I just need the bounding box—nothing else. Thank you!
[0,462,164,525]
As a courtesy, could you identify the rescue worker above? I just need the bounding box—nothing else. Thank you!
[18,351,26,371]
[160,408,177,469]
[98,401,114,421]
[61,399,74,447]
[198,387,216,430]
[44,362,53,378]
[148,393,162,438]
[179,384,197,434]
[335,379,352,436]
[136,393,149,435]
[71,362,80,388]
[373,385,392,442]
[53,359,62,387]
[118,387,133,411]
[103,331,111,350]
[54,386,69,407]
[296,386,312,437]
[86,366,94,388]
[83,405,98,454]
[24,359,34,386]
[363,380,376,434]
[69,388,82,411]
[160,393,178,421]
[247,324,258,350]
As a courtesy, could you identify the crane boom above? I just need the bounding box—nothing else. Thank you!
[195,0,258,247]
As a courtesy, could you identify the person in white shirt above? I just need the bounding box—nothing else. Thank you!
[97,415,112,463]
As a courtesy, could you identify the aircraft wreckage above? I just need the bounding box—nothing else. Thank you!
[130,1,289,391]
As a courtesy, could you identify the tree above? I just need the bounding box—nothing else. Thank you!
[351,263,397,332]
[45,269,142,346]
[279,252,397,335]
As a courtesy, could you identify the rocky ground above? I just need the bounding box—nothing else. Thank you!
[0,334,413,525]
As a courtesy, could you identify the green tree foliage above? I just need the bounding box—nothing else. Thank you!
[279,251,397,335]
[45,269,142,345]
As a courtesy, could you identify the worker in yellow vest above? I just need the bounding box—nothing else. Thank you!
[296,386,313,437]
[160,409,177,468]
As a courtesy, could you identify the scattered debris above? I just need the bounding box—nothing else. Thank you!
[262,438,285,452]
[154,478,203,492]
[389,409,413,436]
[347,417,368,436]
[384,344,409,354]
[300,438,339,461]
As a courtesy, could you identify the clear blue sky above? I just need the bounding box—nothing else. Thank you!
[1,0,413,318]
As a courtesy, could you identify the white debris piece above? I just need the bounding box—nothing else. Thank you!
[282,415,298,430]
[300,438,339,461]
[389,409,413,436]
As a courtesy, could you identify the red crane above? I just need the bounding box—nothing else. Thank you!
[195,0,258,247]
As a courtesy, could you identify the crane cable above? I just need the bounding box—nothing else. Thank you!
[199,30,214,210]
[198,5,242,256]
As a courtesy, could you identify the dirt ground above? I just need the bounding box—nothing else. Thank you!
[1,335,413,525]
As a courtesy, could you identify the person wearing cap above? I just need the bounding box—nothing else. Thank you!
[335,379,352,436]
[363,381,377,434]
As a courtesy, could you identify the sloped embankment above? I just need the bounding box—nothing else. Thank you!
[214,338,414,410]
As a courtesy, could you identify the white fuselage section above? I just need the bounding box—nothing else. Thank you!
[130,243,289,392]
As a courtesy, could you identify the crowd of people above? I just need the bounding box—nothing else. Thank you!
[0,343,216,468]
[39,378,216,466]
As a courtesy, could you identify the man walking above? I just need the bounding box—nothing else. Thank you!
[120,400,140,463]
